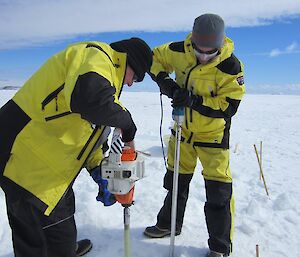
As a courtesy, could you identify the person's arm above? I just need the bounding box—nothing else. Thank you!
[173,54,245,119]
[70,71,136,142]
[151,42,176,77]
[151,42,182,98]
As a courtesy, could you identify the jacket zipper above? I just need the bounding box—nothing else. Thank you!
[41,84,65,111]
[190,85,194,123]
[184,65,198,128]
[77,128,98,160]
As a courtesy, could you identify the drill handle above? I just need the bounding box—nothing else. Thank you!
[172,107,184,124]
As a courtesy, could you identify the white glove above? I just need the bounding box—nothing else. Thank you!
[110,137,123,154]
[110,128,124,154]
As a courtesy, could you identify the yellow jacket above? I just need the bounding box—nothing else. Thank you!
[151,33,245,148]
[0,42,135,215]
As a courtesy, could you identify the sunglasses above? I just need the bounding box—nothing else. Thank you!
[192,42,218,55]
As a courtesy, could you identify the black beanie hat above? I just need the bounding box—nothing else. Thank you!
[110,38,152,82]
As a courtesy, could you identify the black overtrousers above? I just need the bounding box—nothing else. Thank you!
[204,179,232,255]
[5,188,77,257]
[156,170,193,232]
[156,170,233,255]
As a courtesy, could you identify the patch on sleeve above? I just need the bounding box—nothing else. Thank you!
[236,76,244,85]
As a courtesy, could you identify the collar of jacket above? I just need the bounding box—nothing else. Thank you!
[111,47,127,98]
[93,42,127,97]
[185,32,235,69]
[76,41,127,97]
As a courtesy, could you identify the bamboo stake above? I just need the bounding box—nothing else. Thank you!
[256,143,262,180]
[254,144,269,196]
[260,141,263,180]
[136,150,151,157]
[256,244,260,257]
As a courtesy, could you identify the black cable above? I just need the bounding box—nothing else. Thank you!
[159,93,168,171]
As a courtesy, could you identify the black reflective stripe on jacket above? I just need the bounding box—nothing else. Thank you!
[191,97,241,119]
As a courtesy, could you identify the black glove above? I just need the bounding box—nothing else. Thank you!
[172,88,195,107]
[156,72,180,98]
[122,121,137,143]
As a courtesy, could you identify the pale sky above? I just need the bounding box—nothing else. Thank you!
[1,0,300,92]
[1,0,300,49]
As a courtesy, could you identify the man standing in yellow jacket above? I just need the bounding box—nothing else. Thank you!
[144,14,245,257]
[0,37,152,257]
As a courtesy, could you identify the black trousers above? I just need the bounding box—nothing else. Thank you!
[157,170,232,255]
[5,188,77,257]
[156,170,193,232]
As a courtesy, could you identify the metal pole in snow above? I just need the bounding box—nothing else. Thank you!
[169,107,184,257]
[124,206,131,257]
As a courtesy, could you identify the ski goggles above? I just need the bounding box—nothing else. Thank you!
[192,42,219,62]
[191,42,218,55]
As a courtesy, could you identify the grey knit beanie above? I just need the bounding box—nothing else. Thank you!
[192,13,225,48]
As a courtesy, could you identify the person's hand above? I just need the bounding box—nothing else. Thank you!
[156,72,180,98]
[121,121,137,143]
[124,140,135,151]
[90,166,116,206]
[172,88,194,107]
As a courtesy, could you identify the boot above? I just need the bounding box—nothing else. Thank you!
[76,239,93,256]
[144,225,171,238]
[151,171,193,238]
[206,250,229,257]
[144,225,181,238]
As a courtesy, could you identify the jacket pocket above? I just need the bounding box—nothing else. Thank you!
[41,84,65,111]
[77,128,98,160]
[45,111,72,121]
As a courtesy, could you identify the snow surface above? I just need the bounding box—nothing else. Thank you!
[1,90,300,257]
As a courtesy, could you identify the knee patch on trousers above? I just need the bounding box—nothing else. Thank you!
[163,169,193,191]
[205,179,232,207]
